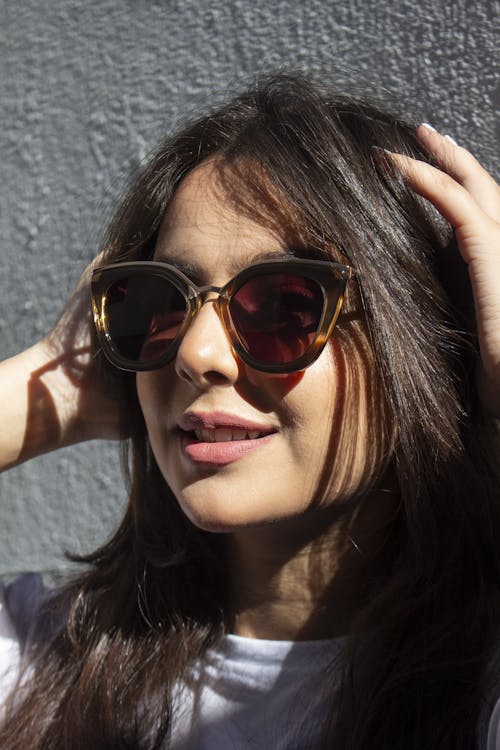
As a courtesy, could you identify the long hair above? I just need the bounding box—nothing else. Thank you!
[1,73,499,749]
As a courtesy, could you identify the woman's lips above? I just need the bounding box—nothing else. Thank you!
[177,412,277,465]
[180,431,275,465]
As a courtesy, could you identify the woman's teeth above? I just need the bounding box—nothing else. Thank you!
[193,428,263,442]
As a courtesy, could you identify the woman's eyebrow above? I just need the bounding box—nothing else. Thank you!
[166,258,197,275]
[155,247,299,282]
[154,254,199,278]
[227,247,298,275]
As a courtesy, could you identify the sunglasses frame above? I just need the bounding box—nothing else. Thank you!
[91,257,354,374]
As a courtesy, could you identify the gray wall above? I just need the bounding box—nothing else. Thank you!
[1,0,498,576]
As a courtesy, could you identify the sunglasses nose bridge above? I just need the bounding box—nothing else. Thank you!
[189,283,231,313]
[194,283,225,298]
[184,284,232,336]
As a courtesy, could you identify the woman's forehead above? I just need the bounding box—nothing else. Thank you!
[154,160,298,277]
[153,157,351,286]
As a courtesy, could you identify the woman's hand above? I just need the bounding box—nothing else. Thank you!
[42,254,126,442]
[0,256,125,470]
[386,125,500,418]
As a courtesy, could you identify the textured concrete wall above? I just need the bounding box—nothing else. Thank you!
[0,0,498,576]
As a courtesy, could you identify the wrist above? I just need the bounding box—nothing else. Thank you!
[40,336,126,444]
[24,338,80,453]
[0,341,70,469]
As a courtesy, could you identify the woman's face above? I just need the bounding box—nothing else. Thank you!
[136,161,390,533]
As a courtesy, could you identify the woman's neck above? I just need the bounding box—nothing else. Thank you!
[227,479,399,641]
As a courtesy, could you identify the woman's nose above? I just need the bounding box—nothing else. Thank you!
[174,299,240,387]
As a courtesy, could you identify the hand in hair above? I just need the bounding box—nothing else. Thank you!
[41,253,127,442]
[385,126,500,418]
[0,255,124,471]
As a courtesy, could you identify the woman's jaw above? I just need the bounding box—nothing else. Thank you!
[136,160,394,537]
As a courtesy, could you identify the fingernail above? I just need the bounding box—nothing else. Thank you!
[372,146,393,156]
[372,146,395,174]
[421,122,437,132]
[444,134,458,145]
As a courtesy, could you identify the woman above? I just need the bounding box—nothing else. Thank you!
[0,73,499,749]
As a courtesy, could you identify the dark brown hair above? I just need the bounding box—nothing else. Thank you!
[2,73,499,749]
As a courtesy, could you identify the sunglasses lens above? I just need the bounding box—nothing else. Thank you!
[230,273,325,364]
[104,275,187,364]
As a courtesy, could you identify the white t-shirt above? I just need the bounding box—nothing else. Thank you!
[0,574,342,748]
[171,632,343,748]
[1,575,499,748]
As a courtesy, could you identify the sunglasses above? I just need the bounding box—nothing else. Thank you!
[91,257,353,374]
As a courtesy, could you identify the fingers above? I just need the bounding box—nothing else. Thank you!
[377,127,500,268]
[378,125,500,416]
[383,151,499,264]
[415,124,500,221]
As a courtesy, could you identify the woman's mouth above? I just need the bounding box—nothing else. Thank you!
[177,414,276,465]
[191,427,267,442]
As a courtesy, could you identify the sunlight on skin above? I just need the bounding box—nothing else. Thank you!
[136,161,398,639]
[385,125,500,417]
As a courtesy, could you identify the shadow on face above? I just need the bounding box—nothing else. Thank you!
[135,156,398,547]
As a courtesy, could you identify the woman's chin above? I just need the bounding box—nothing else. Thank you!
[178,502,264,534]
[175,486,289,534]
